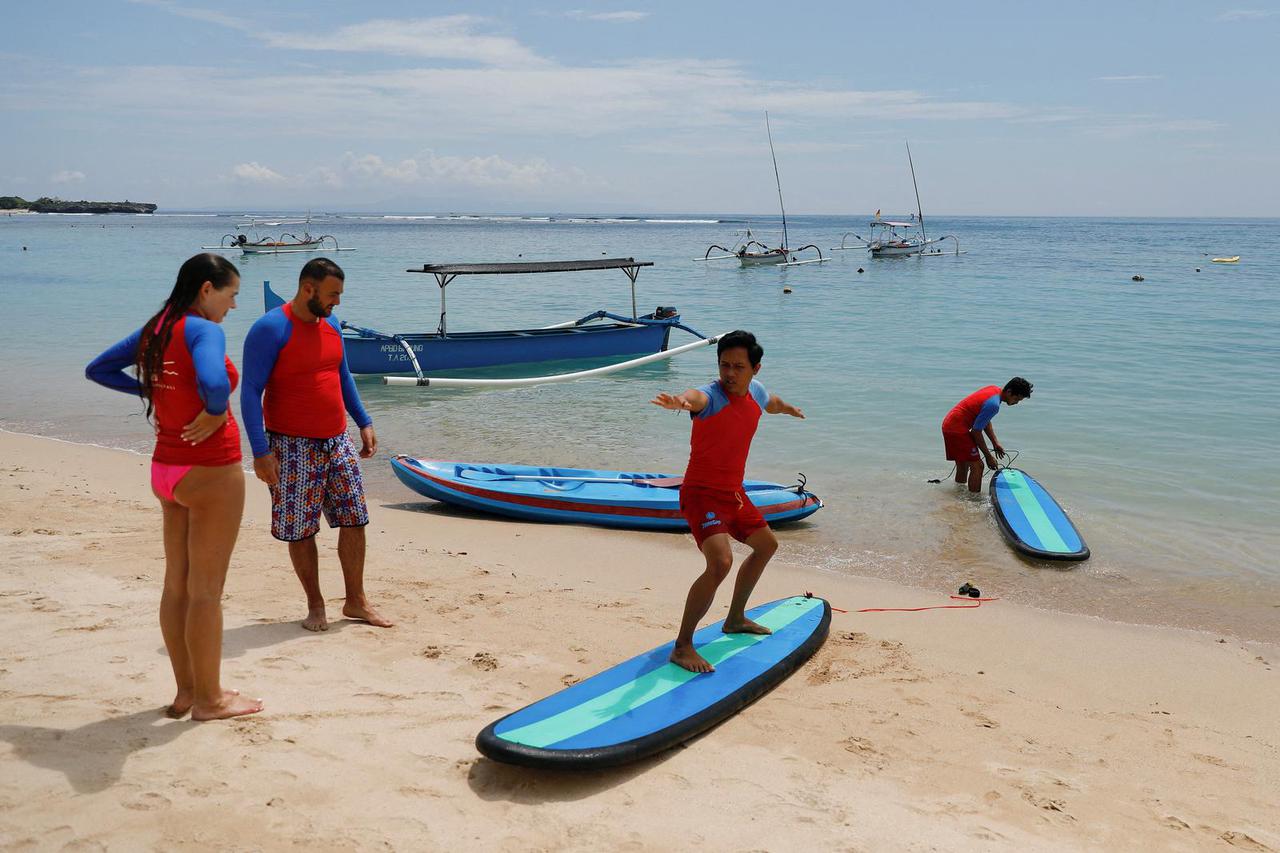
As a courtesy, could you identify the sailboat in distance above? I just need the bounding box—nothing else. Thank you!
[864,141,962,257]
[700,112,828,267]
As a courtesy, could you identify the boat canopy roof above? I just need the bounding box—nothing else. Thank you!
[408,258,653,275]
[872,221,915,228]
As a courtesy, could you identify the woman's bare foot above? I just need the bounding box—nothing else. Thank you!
[190,690,262,721]
[302,606,329,632]
[670,644,714,673]
[166,689,194,719]
[342,601,393,628]
[722,617,772,635]
[167,687,240,718]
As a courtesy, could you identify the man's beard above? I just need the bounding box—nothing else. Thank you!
[307,296,332,317]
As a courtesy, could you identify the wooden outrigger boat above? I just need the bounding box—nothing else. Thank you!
[263,257,716,385]
[204,215,356,255]
[390,456,823,530]
[832,142,961,258]
[699,112,828,268]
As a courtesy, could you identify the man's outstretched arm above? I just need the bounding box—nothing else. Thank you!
[765,394,805,418]
[651,389,709,414]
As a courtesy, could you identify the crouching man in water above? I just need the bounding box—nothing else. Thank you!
[941,377,1033,492]
[651,330,805,673]
[241,258,393,632]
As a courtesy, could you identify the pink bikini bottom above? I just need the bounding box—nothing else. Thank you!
[151,461,194,502]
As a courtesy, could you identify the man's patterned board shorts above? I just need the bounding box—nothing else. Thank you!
[267,431,369,541]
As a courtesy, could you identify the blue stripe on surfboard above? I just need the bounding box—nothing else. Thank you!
[994,470,1082,554]
[492,597,824,749]
[1021,474,1082,552]
[547,601,823,750]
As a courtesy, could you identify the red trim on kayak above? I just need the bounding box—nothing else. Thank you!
[396,459,818,520]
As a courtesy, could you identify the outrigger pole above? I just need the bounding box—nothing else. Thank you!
[766,111,789,251]
[906,140,927,244]
[383,332,727,388]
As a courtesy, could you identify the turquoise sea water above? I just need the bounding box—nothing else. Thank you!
[2,212,1277,641]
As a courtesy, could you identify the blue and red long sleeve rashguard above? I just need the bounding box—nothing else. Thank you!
[240,303,372,458]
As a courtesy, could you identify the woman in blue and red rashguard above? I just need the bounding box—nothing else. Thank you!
[651,330,806,673]
[86,253,263,721]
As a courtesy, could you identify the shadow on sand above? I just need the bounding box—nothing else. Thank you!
[0,708,195,793]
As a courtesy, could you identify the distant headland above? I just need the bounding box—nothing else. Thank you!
[0,195,157,214]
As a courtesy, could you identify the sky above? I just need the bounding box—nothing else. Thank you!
[2,1,1278,216]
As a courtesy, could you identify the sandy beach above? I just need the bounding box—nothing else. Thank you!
[1,429,1277,851]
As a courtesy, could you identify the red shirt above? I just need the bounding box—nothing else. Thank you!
[942,385,1002,434]
[152,316,242,466]
[682,379,769,491]
[264,304,348,439]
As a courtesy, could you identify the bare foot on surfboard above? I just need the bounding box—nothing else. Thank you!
[670,644,714,673]
[722,617,772,636]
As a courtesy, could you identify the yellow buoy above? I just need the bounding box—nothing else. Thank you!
[1211,256,1240,264]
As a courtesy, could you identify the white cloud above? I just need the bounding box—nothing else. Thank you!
[1095,75,1164,81]
[1216,9,1280,20]
[51,170,85,184]
[128,0,250,31]
[566,10,649,23]
[222,151,593,193]
[230,162,286,184]
[260,16,547,66]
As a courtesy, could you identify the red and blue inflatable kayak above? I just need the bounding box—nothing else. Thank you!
[390,455,823,530]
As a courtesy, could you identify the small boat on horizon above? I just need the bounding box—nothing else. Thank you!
[833,142,962,258]
[390,456,823,530]
[699,113,827,268]
[203,214,355,255]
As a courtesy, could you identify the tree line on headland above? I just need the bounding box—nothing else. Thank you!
[1,196,158,214]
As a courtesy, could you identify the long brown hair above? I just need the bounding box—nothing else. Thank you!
[135,253,240,420]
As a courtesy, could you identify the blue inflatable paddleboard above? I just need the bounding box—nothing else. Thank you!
[476,595,831,769]
[990,468,1089,561]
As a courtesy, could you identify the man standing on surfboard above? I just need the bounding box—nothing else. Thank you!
[942,377,1033,492]
[651,330,806,673]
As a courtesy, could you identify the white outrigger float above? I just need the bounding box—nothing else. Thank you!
[698,112,828,269]
[831,141,962,258]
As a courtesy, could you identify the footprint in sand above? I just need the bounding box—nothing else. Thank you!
[1218,831,1272,850]
[121,791,171,811]
[471,652,498,671]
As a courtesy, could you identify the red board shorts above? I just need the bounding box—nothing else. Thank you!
[267,431,369,541]
[679,484,768,549]
[942,428,979,462]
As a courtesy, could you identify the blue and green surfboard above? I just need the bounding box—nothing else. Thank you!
[476,595,831,769]
[990,467,1090,561]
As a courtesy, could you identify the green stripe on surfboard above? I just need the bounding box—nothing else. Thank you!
[498,596,823,749]
[1002,469,1069,553]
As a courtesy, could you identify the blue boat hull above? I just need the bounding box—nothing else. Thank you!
[390,456,823,530]
[345,323,675,374]
[264,281,678,374]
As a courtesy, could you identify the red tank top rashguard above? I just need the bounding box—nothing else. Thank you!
[942,385,1002,434]
[150,316,241,466]
[682,379,770,491]
[262,303,348,440]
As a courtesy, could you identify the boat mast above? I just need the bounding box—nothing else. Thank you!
[906,140,927,243]
[765,111,789,251]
